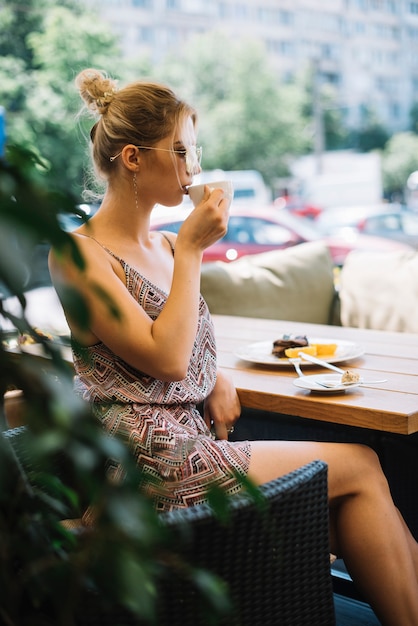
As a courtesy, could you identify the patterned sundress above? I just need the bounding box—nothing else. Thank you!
[72,241,251,513]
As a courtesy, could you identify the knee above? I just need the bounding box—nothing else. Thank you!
[354,443,379,465]
[329,443,388,497]
[350,444,388,489]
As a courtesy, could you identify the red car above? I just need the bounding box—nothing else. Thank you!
[151,204,412,265]
[274,194,323,220]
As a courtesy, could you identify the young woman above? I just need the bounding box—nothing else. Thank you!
[49,68,418,626]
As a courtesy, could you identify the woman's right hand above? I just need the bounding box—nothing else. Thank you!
[177,186,230,252]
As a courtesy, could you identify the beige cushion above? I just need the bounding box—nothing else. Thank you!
[200,242,336,324]
[339,249,418,332]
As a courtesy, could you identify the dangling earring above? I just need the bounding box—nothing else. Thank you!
[133,172,139,211]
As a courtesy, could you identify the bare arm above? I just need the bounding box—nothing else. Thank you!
[49,188,229,381]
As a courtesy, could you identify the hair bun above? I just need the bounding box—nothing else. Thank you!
[96,90,116,110]
[75,68,118,115]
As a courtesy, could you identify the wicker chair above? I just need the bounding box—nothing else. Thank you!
[2,426,336,626]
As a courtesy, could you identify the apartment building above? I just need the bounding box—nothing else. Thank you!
[85,0,418,133]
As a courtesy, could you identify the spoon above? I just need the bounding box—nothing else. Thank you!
[296,352,387,385]
[297,351,347,373]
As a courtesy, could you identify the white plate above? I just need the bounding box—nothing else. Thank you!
[293,374,362,393]
[235,338,365,366]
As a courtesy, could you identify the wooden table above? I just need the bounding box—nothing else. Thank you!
[212,315,418,435]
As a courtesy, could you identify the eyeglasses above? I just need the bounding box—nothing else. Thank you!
[110,144,203,175]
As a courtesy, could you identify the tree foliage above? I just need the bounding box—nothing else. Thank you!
[380,132,418,198]
[0,0,46,64]
[0,0,121,198]
[349,106,389,152]
[410,101,418,135]
[300,66,348,152]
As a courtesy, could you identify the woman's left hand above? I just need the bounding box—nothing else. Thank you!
[204,370,241,440]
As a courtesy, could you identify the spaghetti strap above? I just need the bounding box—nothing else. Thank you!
[74,233,120,260]
[160,231,175,256]
[76,231,175,260]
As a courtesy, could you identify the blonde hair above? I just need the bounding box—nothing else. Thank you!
[75,68,197,179]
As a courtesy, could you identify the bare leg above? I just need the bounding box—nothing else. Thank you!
[397,510,418,584]
[247,440,418,626]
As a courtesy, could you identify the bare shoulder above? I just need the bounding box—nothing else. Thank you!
[48,232,116,283]
[158,230,177,251]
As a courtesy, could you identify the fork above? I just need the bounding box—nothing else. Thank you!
[289,358,304,378]
[289,357,345,388]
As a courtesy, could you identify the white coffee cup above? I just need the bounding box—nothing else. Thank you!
[188,180,234,207]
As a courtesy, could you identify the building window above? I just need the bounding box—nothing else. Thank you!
[370,0,384,10]
[219,3,232,19]
[323,72,340,86]
[374,22,400,39]
[376,76,399,93]
[352,20,367,35]
[280,10,294,26]
[137,26,154,43]
[234,4,248,19]
[266,39,295,57]
[165,27,180,46]
[132,0,152,7]
[257,8,282,24]
[321,43,340,61]
[371,48,383,64]
[354,0,369,10]
[387,50,399,65]
[389,102,400,119]
[386,1,399,13]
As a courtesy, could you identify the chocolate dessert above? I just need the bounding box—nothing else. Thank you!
[272,334,309,358]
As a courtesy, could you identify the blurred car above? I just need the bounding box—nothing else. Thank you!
[274,194,323,220]
[315,203,403,236]
[151,204,413,265]
[320,208,418,250]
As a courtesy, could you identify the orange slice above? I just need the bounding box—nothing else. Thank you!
[310,343,338,356]
[285,346,317,358]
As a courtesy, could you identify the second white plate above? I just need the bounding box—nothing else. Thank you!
[293,374,363,393]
